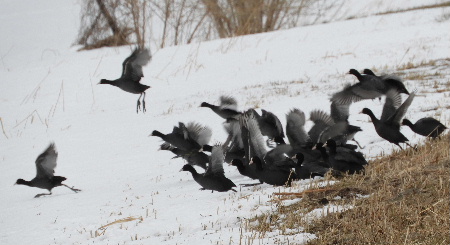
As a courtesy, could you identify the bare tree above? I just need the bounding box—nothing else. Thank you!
[76,0,147,50]
[76,0,334,50]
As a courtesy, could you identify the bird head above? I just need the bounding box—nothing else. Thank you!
[179,164,195,172]
[348,69,359,75]
[230,159,243,167]
[402,119,412,126]
[98,79,112,85]
[15,179,26,185]
[360,108,371,115]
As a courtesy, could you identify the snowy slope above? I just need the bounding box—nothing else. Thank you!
[0,0,449,244]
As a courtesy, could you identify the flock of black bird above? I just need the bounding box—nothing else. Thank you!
[15,48,447,197]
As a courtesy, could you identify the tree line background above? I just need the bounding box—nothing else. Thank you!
[76,0,338,50]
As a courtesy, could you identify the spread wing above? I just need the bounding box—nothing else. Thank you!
[286,108,310,145]
[261,109,285,137]
[35,143,57,178]
[308,110,334,143]
[330,101,350,122]
[185,122,212,146]
[241,109,268,159]
[219,96,238,111]
[121,48,151,82]
[386,90,416,126]
[380,89,402,123]
[205,145,225,176]
[330,83,364,104]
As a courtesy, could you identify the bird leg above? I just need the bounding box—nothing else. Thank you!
[222,134,233,151]
[266,138,277,148]
[62,184,81,193]
[240,182,262,187]
[352,138,364,149]
[136,94,142,113]
[136,93,147,113]
[35,191,52,198]
[405,142,418,151]
[142,92,146,112]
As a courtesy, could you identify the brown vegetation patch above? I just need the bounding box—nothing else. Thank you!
[306,134,450,245]
[246,134,449,245]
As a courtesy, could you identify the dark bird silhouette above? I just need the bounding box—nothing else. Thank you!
[99,48,151,113]
[254,109,286,145]
[202,143,245,165]
[331,68,408,105]
[308,109,361,147]
[160,143,208,169]
[285,108,310,146]
[363,69,409,95]
[15,143,80,198]
[221,117,246,162]
[180,145,236,192]
[230,158,260,181]
[200,96,240,119]
[308,110,334,144]
[249,156,296,186]
[151,122,212,152]
[322,139,366,174]
[361,89,416,149]
[291,153,329,180]
[240,109,296,185]
[402,118,447,139]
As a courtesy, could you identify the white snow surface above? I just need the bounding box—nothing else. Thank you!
[1,0,449,244]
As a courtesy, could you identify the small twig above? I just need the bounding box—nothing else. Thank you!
[89,78,96,109]
[13,110,45,129]
[273,188,332,197]
[0,117,9,139]
[92,55,103,77]
[419,199,443,215]
[21,69,51,105]
[62,80,65,112]
[98,216,139,230]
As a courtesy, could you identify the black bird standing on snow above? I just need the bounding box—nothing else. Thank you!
[402,118,447,139]
[180,145,237,192]
[99,48,152,113]
[15,143,80,198]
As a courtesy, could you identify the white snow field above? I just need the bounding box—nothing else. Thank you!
[0,0,449,244]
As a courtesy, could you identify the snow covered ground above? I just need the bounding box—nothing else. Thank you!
[0,0,449,244]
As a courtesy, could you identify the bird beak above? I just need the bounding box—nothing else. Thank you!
[323,142,328,147]
[179,168,183,172]
[312,145,317,150]
[198,147,203,152]
[249,160,254,165]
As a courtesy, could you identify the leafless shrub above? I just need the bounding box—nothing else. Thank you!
[76,0,148,50]
[76,0,339,49]
[201,0,313,38]
[149,0,211,48]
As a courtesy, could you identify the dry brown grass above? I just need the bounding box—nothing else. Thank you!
[247,134,449,244]
[307,134,449,245]
[375,2,450,16]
